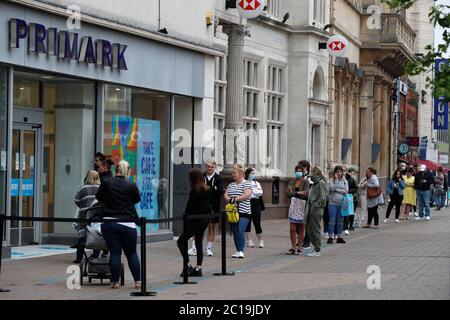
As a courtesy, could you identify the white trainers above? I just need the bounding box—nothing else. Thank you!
[232,252,240,258]
[425,216,431,221]
[247,240,254,248]
[344,230,350,235]
[383,219,388,223]
[306,251,321,257]
[395,219,400,223]
[258,240,264,248]
[206,248,213,256]
[238,251,245,258]
[188,248,197,256]
[415,217,423,221]
[414,212,419,217]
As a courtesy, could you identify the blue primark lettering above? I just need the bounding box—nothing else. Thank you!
[8,18,127,70]
[28,23,47,53]
[141,157,156,175]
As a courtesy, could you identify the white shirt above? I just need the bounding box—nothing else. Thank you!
[250,181,263,199]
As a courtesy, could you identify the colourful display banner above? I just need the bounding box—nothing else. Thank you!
[434,99,448,130]
[11,178,19,196]
[136,119,160,233]
[111,116,160,232]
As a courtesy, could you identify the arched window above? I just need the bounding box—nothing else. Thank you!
[312,67,325,100]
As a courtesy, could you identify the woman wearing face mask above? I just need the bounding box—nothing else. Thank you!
[286,165,309,255]
[244,168,264,248]
[327,166,348,244]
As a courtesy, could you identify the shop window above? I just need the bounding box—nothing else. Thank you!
[13,78,40,108]
[214,56,227,167]
[103,85,169,232]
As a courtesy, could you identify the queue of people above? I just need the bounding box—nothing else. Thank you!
[73,152,447,286]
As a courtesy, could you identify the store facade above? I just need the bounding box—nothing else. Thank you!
[0,2,213,255]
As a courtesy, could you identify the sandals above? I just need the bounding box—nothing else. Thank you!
[286,249,300,255]
[111,282,120,289]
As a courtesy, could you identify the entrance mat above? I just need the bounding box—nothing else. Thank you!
[10,245,76,260]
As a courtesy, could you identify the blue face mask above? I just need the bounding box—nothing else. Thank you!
[249,174,256,181]
[295,172,303,178]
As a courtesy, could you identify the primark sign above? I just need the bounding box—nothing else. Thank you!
[8,18,128,70]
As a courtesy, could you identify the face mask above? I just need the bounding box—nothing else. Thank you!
[295,172,303,178]
[249,174,256,181]
[311,176,320,184]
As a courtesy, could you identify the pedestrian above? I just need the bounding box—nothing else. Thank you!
[363,167,384,229]
[305,166,328,257]
[73,170,101,263]
[244,168,265,248]
[384,170,406,223]
[188,160,224,257]
[96,160,141,289]
[411,164,419,216]
[357,172,369,226]
[297,160,312,250]
[94,152,106,172]
[321,170,333,239]
[434,167,446,210]
[327,166,348,244]
[402,168,416,220]
[343,167,358,233]
[224,164,252,259]
[177,168,210,277]
[286,165,309,255]
[414,164,434,221]
[97,158,115,183]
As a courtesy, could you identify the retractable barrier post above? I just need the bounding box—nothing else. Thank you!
[214,211,235,277]
[174,214,196,285]
[0,215,10,292]
[131,217,156,296]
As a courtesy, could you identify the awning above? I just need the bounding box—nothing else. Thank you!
[415,160,450,172]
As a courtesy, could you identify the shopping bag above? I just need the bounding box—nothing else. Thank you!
[341,194,355,216]
[288,197,306,223]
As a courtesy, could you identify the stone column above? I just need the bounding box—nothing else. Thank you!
[373,80,382,171]
[359,75,374,173]
[380,83,389,178]
[222,25,246,172]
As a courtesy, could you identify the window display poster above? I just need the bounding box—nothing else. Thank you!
[136,119,160,233]
[111,116,160,232]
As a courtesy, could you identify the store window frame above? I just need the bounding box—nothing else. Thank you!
[100,82,173,232]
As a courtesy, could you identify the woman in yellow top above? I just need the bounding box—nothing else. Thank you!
[402,168,416,220]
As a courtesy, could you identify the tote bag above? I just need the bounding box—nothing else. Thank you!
[85,225,108,250]
[341,194,355,216]
[288,197,306,223]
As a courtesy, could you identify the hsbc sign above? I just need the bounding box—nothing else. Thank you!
[327,34,348,57]
[237,0,266,19]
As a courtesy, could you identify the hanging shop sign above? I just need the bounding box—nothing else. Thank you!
[326,34,348,57]
[237,0,266,19]
[9,18,128,70]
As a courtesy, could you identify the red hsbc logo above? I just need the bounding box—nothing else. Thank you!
[328,41,346,51]
[239,0,261,11]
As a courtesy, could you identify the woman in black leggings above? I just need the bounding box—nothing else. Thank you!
[384,170,406,223]
[177,168,210,277]
[244,168,264,248]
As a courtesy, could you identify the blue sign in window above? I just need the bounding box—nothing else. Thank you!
[10,178,34,197]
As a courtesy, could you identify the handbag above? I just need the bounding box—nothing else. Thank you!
[258,196,265,211]
[367,186,382,199]
[288,197,306,223]
[225,202,239,224]
[340,194,355,216]
[85,225,108,250]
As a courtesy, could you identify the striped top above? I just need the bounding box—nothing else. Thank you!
[74,184,100,218]
[226,180,252,217]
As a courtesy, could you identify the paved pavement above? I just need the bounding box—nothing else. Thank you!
[0,206,449,300]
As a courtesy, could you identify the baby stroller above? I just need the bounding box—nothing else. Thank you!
[79,201,124,286]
